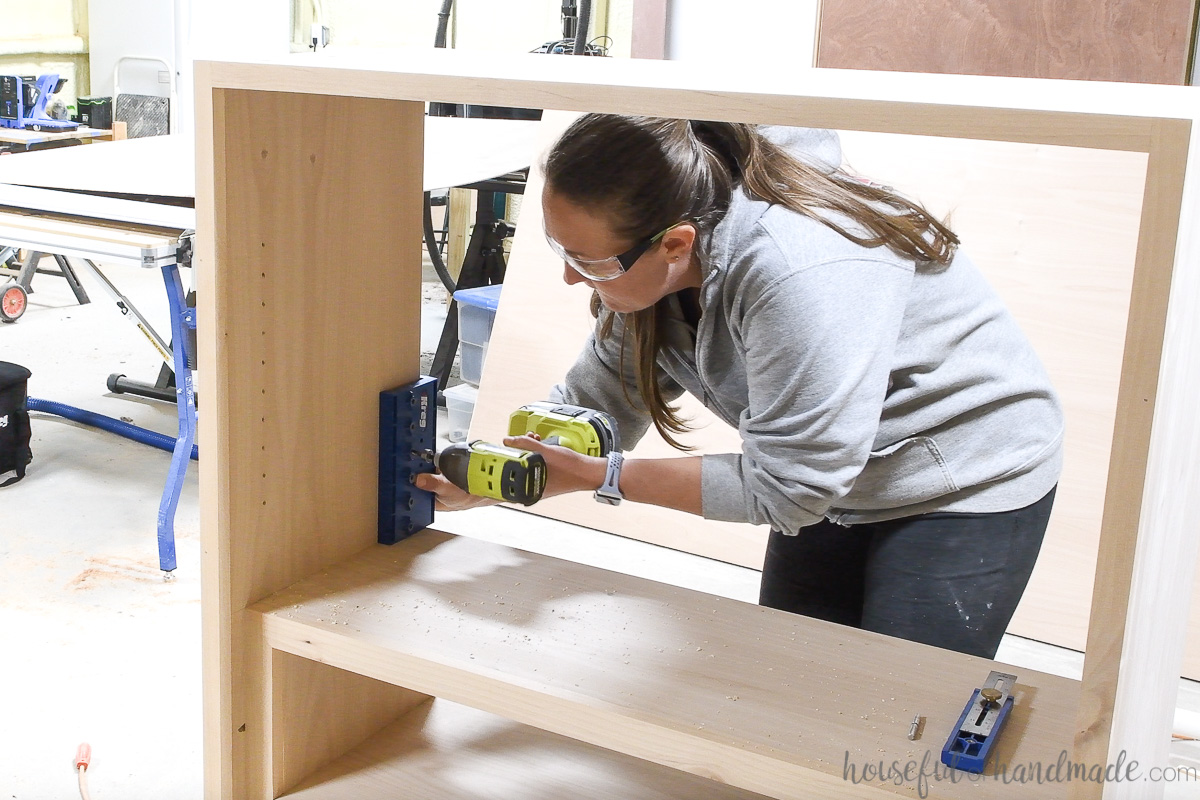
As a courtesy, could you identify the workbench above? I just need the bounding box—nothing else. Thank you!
[0,125,121,153]
[195,49,1200,800]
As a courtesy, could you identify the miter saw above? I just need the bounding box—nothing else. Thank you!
[0,74,80,132]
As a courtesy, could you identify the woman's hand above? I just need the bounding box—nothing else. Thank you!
[501,433,607,500]
[413,470,501,512]
[413,434,606,512]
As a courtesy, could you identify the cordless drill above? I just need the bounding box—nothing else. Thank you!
[435,401,620,506]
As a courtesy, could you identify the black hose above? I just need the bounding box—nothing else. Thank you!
[573,0,592,55]
[434,0,454,48]
[423,191,457,293]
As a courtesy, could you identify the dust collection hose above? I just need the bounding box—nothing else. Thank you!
[573,0,592,55]
[27,397,198,461]
[434,0,453,48]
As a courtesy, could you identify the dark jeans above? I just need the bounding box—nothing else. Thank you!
[758,488,1056,659]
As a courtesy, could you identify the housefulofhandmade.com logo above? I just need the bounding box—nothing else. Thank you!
[843,750,1198,798]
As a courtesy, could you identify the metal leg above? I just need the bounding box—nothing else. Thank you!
[428,188,511,391]
[155,263,197,577]
[69,257,173,364]
[51,254,90,304]
[16,249,39,291]
[8,250,91,305]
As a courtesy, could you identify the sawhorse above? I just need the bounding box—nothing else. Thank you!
[0,207,197,576]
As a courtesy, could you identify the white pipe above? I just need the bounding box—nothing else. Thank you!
[174,0,192,135]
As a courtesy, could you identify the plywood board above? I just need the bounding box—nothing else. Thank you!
[0,135,195,198]
[254,531,1081,799]
[0,117,536,200]
[833,133,1145,657]
[816,0,1196,85]
[196,85,429,798]
[470,116,1200,680]
[276,695,774,799]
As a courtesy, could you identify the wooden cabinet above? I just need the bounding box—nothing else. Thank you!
[195,50,1200,798]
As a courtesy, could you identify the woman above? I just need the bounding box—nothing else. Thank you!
[417,114,1063,659]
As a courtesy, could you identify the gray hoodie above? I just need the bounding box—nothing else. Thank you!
[552,128,1063,535]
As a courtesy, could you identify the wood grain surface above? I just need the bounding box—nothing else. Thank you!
[255,530,1081,799]
[816,0,1196,85]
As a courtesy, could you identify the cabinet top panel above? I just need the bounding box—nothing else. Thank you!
[195,48,1196,153]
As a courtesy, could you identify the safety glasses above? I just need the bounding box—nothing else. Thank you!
[544,224,677,282]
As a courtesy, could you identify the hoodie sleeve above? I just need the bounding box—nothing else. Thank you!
[758,126,842,174]
[550,309,685,451]
[700,217,914,535]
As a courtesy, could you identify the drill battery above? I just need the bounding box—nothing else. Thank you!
[507,401,620,457]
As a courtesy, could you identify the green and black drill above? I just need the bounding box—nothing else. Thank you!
[435,401,620,506]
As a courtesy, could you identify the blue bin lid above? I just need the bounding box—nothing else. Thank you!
[453,284,503,310]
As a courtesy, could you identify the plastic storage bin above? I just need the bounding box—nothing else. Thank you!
[453,284,502,387]
[443,382,478,443]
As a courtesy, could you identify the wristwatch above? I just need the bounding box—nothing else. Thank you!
[594,452,625,506]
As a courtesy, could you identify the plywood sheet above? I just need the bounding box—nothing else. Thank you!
[816,0,1196,85]
[469,114,1200,678]
[834,132,1145,658]
[278,695,773,800]
[255,531,1081,799]
[0,135,195,198]
[0,117,537,200]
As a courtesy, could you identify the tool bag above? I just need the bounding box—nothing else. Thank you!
[0,361,32,486]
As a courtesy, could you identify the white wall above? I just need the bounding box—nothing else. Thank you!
[189,0,292,59]
[307,0,601,54]
[0,0,88,111]
[88,0,174,100]
[0,0,83,44]
[186,0,291,136]
[665,0,819,69]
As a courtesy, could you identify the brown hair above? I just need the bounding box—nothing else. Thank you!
[543,115,958,449]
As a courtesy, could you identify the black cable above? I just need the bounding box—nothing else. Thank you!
[573,0,592,55]
[423,191,458,294]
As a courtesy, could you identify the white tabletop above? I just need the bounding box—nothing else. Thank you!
[0,116,540,203]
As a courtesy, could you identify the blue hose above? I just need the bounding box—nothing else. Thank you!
[28,397,198,461]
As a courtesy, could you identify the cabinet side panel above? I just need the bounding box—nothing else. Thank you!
[270,649,432,796]
[196,62,234,800]
[1073,118,1191,786]
[213,90,424,608]
[201,88,425,798]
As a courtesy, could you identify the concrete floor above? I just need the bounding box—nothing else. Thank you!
[2,261,1198,798]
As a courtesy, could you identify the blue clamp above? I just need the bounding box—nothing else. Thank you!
[941,671,1017,774]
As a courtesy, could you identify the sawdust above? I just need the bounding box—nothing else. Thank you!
[67,555,161,589]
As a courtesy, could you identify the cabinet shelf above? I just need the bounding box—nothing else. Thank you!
[254,531,1078,799]
[279,694,774,799]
